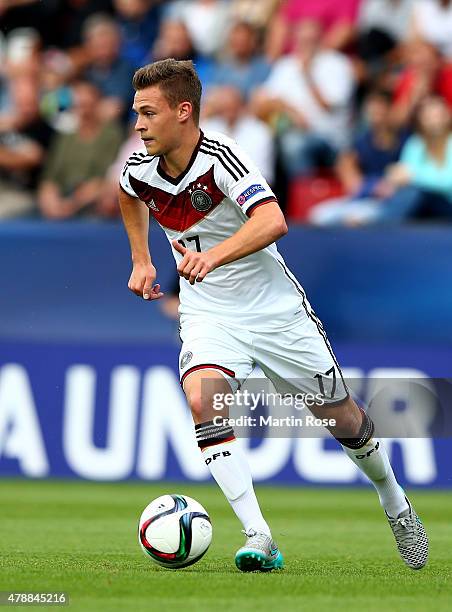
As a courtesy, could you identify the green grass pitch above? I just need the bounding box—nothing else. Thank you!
[0,481,451,611]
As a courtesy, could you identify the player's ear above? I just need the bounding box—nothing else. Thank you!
[178,101,193,123]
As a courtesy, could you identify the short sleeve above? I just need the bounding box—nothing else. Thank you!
[119,156,139,198]
[212,137,277,216]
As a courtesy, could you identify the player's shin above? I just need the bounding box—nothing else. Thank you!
[195,420,271,536]
[337,409,409,518]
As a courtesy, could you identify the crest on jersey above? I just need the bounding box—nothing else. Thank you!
[180,351,193,369]
[188,183,212,212]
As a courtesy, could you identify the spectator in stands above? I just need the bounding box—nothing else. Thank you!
[357,0,413,66]
[409,0,452,59]
[166,0,232,58]
[375,95,452,222]
[114,0,162,68]
[98,127,144,218]
[253,19,355,178]
[309,90,407,226]
[51,0,114,50]
[202,85,275,183]
[210,21,270,100]
[0,76,54,219]
[81,14,134,122]
[0,0,54,46]
[150,19,215,86]
[1,26,41,81]
[38,81,123,220]
[391,41,452,128]
[39,49,74,131]
[151,19,196,62]
[230,0,280,30]
[265,0,362,61]
[0,27,42,130]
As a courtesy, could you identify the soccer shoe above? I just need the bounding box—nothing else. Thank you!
[235,529,284,572]
[386,497,429,569]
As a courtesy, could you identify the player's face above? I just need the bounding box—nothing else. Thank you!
[133,86,183,156]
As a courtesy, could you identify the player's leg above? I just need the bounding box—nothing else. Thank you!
[309,395,408,517]
[178,319,283,571]
[184,369,270,536]
[253,315,428,569]
[308,395,429,569]
[183,369,283,572]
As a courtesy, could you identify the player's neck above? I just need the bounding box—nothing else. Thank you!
[161,128,201,179]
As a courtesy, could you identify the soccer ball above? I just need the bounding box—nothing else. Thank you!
[138,494,212,569]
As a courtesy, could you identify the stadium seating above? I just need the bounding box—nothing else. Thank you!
[286,171,345,221]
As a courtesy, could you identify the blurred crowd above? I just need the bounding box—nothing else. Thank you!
[2,0,452,225]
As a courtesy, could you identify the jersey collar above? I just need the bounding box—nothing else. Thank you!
[157,130,204,185]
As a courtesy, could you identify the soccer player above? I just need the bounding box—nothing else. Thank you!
[119,59,429,572]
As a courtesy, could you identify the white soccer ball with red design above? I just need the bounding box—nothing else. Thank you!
[138,494,212,569]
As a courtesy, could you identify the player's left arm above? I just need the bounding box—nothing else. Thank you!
[172,200,287,285]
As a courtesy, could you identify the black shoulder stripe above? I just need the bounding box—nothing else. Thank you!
[199,147,240,182]
[202,138,248,177]
[126,158,155,167]
[203,137,249,175]
[127,153,147,164]
[124,156,156,172]
[201,141,245,179]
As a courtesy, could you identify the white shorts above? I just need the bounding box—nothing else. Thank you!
[178,313,349,406]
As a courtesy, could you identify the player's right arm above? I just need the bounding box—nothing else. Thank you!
[118,186,163,301]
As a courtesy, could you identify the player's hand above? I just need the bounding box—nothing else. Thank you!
[128,262,164,300]
[172,240,216,285]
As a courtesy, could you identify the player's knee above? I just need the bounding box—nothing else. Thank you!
[325,400,364,439]
[185,387,219,423]
[185,387,205,422]
[334,405,375,449]
[184,372,231,423]
[333,412,362,438]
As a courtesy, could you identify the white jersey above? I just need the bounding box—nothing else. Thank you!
[120,130,310,331]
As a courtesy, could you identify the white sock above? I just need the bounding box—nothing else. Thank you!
[342,437,409,518]
[195,421,271,536]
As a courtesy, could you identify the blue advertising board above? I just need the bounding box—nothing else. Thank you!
[0,222,451,486]
[0,339,450,487]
